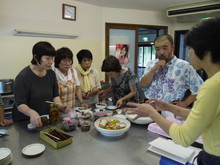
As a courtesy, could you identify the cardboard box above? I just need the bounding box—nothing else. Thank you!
[40,127,72,149]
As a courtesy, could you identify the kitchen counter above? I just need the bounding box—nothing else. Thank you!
[0,119,161,165]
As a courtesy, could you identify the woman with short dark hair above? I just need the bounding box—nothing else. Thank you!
[13,41,69,127]
[126,18,220,165]
[54,47,88,109]
[100,55,138,107]
[75,49,100,106]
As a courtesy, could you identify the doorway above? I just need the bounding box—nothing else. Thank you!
[105,23,167,102]
[105,23,168,81]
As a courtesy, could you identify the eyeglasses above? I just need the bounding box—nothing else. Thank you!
[61,59,72,64]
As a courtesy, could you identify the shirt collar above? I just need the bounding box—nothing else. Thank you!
[167,56,177,65]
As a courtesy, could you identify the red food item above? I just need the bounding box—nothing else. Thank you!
[96,113,106,117]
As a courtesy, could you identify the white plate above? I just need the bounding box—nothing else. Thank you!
[106,105,117,110]
[0,148,11,160]
[126,113,153,125]
[22,143,45,156]
[0,129,8,137]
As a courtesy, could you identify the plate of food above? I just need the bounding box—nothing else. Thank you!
[94,117,130,137]
[95,102,107,109]
[125,112,153,125]
[78,110,91,119]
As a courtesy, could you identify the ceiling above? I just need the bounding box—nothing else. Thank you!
[74,0,214,12]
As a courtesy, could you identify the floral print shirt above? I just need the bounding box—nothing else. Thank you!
[141,56,203,103]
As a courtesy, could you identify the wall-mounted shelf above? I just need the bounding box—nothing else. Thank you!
[14,29,78,39]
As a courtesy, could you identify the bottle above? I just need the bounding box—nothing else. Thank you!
[49,103,59,124]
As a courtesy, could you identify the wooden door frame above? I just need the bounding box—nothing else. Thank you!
[105,23,168,81]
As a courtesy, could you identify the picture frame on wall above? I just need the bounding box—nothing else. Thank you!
[115,44,130,65]
[62,4,76,21]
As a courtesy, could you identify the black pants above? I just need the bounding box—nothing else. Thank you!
[194,150,220,165]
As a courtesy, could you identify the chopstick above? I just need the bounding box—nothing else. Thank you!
[44,132,60,141]
[45,101,63,105]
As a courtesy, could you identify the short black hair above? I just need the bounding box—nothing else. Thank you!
[154,34,174,46]
[185,18,220,64]
[31,41,56,65]
[54,47,73,68]
[101,55,121,73]
[76,49,93,64]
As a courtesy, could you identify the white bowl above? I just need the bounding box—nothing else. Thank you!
[95,103,107,109]
[94,117,131,137]
[106,105,117,110]
[125,113,153,125]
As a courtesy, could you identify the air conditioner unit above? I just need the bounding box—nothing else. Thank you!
[167,1,220,17]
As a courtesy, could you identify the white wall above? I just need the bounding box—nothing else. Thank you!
[0,0,198,80]
[0,0,104,79]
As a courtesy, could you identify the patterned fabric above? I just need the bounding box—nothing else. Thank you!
[55,68,76,109]
[142,56,203,103]
[111,67,138,105]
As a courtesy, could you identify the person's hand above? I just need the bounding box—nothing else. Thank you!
[0,118,13,127]
[84,90,94,100]
[153,60,166,71]
[98,90,106,97]
[29,110,42,127]
[171,100,188,107]
[124,102,156,120]
[145,98,169,112]
[116,99,123,107]
[81,103,89,108]
[82,92,87,99]
[62,106,71,113]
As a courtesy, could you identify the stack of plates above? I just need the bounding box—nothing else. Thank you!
[0,148,13,165]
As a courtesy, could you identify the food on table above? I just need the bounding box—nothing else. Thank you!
[49,103,59,124]
[81,122,91,132]
[95,112,106,117]
[95,102,107,109]
[41,116,49,126]
[98,118,126,130]
[44,128,72,142]
[94,112,107,120]
[96,103,107,106]
[62,118,77,132]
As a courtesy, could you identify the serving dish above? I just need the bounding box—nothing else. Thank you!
[125,113,153,125]
[40,127,72,149]
[94,117,130,137]
[95,102,107,109]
